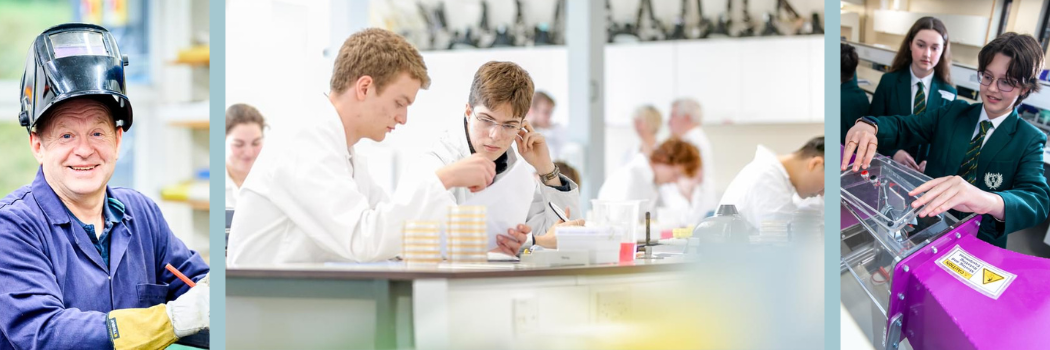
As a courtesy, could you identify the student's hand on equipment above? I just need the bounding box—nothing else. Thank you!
[437,153,496,192]
[165,280,210,338]
[909,176,1005,219]
[516,121,556,176]
[493,224,531,256]
[893,150,922,172]
[842,122,878,172]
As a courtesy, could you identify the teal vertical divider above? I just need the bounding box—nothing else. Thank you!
[209,0,226,348]
[825,0,842,348]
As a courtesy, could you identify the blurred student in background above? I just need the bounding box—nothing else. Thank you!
[225,103,266,209]
[841,42,870,145]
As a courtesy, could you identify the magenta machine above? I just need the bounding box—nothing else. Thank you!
[840,154,1050,350]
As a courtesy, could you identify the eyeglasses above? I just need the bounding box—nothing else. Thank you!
[978,71,1021,93]
[471,114,522,137]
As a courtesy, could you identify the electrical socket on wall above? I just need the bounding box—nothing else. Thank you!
[512,297,538,336]
[595,290,630,323]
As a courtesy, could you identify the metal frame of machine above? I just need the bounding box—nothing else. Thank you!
[841,150,1050,350]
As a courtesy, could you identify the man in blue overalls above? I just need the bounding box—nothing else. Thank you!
[0,24,210,349]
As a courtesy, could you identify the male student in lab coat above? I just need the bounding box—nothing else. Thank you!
[0,23,209,349]
[228,29,507,265]
[666,98,718,222]
[719,136,826,229]
[417,61,583,253]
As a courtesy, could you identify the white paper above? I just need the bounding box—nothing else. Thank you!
[463,157,536,249]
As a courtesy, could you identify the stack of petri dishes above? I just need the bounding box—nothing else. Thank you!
[447,205,487,263]
[402,221,442,264]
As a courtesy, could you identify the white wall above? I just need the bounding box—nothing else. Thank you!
[225,0,332,134]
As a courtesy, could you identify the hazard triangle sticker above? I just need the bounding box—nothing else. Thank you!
[937,245,1017,299]
[983,268,1005,285]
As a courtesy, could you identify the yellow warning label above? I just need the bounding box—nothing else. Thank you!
[937,245,1017,300]
[983,268,1005,284]
[942,259,973,280]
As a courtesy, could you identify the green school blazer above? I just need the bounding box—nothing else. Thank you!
[841,76,872,144]
[874,100,1050,248]
[870,69,957,163]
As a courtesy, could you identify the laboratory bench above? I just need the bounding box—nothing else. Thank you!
[227,255,697,350]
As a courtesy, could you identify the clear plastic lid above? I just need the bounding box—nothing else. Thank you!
[841,155,959,257]
[840,156,931,233]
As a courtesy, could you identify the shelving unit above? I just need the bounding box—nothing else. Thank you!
[173,45,210,66]
[169,120,209,129]
[164,198,210,211]
[146,0,211,263]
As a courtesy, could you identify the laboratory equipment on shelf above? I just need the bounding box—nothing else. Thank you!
[840,154,1050,350]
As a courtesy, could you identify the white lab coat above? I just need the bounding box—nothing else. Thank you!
[227,94,456,266]
[659,126,718,223]
[413,125,581,235]
[224,168,238,209]
[619,144,641,169]
[718,145,797,229]
[597,153,659,214]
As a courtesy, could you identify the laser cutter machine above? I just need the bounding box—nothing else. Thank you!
[840,154,1050,350]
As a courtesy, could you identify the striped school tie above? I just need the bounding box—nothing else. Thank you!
[957,120,993,184]
[914,81,926,114]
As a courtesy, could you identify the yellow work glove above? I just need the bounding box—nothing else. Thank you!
[106,274,210,350]
[106,305,177,350]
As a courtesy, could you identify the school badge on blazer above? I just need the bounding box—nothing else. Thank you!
[985,173,1004,190]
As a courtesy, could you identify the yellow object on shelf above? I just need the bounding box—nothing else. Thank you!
[161,182,190,201]
[160,181,210,211]
[168,120,209,129]
[174,45,209,66]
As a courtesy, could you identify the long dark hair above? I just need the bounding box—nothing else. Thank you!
[889,17,953,85]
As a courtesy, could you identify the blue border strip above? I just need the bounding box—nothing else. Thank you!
[209,0,226,347]
[825,0,842,348]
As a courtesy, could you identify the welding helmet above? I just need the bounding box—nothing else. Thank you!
[18,23,132,134]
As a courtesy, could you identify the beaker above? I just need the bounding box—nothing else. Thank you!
[591,199,645,263]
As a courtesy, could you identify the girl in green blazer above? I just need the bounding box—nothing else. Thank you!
[843,33,1050,249]
[869,17,958,172]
